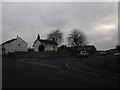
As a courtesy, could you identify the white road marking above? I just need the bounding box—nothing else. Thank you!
[18,60,61,69]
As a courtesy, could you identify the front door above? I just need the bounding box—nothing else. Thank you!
[38,44,44,51]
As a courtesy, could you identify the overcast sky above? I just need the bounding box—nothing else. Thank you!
[2,2,118,50]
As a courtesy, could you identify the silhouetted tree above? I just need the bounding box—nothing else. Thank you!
[47,29,63,45]
[68,29,88,47]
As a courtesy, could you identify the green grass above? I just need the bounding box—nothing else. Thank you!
[84,56,120,73]
[15,54,120,73]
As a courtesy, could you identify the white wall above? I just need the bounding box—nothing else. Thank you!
[33,40,58,51]
[45,44,58,51]
[33,40,41,51]
[2,37,28,54]
[45,44,53,51]
[54,45,58,51]
[15,37,28,52]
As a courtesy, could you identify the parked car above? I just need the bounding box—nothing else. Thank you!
[113,52,120,56]
[76,51,89,58]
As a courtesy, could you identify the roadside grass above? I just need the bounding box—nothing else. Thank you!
[15,55,78,66]
[84,56,120,73]
[15,55,75,61]
[13,54,120,73]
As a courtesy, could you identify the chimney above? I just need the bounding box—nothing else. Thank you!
[37,34,40,40]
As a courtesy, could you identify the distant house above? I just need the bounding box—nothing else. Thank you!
[77,45,97,54]
[33,34,58,52]
[58,45,97,54]
[0,36,28,55]
[97,50,107,56]
[106,49,118,55]
[74,45,97,54]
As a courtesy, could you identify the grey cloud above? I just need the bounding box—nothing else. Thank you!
[2,2,118,50]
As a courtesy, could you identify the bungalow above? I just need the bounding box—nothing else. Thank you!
[106,49,118,55]
[76,45,97,54]
[58,45,97,54]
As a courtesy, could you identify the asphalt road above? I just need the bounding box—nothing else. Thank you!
[2,57,120,88]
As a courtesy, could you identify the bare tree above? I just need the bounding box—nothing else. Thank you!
[47,29,63,45]
[68,29,88,47]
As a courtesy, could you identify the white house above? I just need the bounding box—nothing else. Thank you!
[0,36,28,55]
[33,34,58,52]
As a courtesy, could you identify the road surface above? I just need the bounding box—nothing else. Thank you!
[2,57,120,88]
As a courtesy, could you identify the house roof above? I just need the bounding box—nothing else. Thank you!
[70,45,97,50]
[2,36,28,45]
[34,39,58,45]
[72,45,96,48]
[2,38,17,45]
[80,45,96,49]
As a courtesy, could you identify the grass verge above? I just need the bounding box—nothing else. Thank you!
[84,56,120,73]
